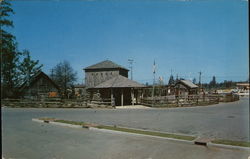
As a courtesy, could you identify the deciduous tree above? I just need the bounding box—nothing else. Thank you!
[50,61,77,98]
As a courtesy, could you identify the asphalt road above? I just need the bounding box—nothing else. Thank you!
[2,98,250,158]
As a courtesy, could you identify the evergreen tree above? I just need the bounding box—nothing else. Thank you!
[192,78,197,84]
[19,50,43,83]
[209,76,216,88]
[0,0,20,97]
[168,75,175,85]
[1,1,44,98]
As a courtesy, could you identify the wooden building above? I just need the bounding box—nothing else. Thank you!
[92,75,145,106]
[84,60,129,88]
[236,83,250,90]
[19,71,60,99]
[73,84,86,98]
[175,80,198,96]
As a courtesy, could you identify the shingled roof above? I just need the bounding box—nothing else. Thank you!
[94,75,145,88]
[19,71,60,91]
[84,60,129,71]
[178,80,198,89]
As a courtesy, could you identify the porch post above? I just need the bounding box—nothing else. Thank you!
[111,88,114,106]
[131,88,134,106]
[121,89,124,106]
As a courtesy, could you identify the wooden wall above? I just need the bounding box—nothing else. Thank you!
[85,68,128,88]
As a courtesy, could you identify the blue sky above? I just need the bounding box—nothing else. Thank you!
[9,0,248,84]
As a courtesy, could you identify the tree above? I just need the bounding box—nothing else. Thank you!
[19,50,43,83]
[209,76,216,88]
[0,0,20,97]
[168,75,175,85]
[192,78,197,84]
[50,61,77,98]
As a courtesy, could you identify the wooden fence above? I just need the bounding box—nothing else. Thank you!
[2,98,113,108]
[140,94,220,107]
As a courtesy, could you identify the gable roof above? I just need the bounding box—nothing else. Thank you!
[19,71,60,91]
[94,75,145,88]
[177,80,198,89]
[84,60,129,71]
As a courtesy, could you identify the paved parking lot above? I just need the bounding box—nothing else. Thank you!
[2,98,249,158]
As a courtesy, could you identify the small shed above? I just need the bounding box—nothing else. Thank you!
[91,75,145,106]
[19,71,60,99]
[175,80,198,96]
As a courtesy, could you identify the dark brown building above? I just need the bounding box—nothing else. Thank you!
[175,80,198,96]
[19,71,60,99]
[84,60,129,88]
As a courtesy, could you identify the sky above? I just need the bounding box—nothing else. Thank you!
[8,0,249,84]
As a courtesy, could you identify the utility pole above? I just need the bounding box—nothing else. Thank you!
[198,71,202,93]
[64,65,67,98]
[128,59,134,80]
[152,60,156,107]
[198,71,202,86]
[51,69,54,80]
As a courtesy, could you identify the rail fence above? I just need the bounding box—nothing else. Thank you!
[140,94,221,107]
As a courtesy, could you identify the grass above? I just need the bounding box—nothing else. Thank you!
[96,125,195,141]
[212,139,250,147]
[39,117,55,121]
[53,119,85,126]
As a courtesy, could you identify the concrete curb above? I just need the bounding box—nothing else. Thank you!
[32,118,250,150]
[207,142,250,150]
[49,121,83,128]
[32,118,44,123]
[113,125,196,138]
[32,118,83,129]
[89,127,194,144]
